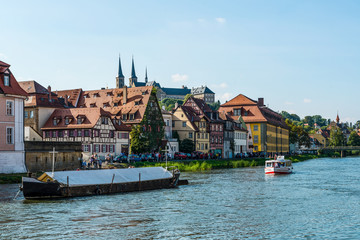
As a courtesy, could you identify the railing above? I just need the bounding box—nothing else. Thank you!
[320,146,360,150]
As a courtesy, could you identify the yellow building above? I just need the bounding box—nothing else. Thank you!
[219,94,289,154]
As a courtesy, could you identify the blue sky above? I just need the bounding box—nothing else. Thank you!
[1,0,360,123]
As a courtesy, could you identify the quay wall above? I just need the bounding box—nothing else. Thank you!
[25,141,82,172]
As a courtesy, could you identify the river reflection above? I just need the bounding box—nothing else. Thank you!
[1,157,360,239]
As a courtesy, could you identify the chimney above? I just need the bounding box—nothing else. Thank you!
[258,98,264,106]
[64,94,69,106]
[48,85,52,102]
[123,86,127,104]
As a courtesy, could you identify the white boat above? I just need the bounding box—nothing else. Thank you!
[265,156,293,174]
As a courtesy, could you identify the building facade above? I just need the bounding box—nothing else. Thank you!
[0,61,28,173]
[219,94,289,155]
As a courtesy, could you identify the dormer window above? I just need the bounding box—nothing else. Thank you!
[77,116,86,124]
[106,92,113,96]
[114,102,118,107]
[134,101,140,106]
[4,75,10,86]
[53,117,61,126]
[93,93,99,98]
[129,114,134,120]
[141,91,146,95]
[90,103,96,108]
[117,93,121,97]
[65,117,71,125]
[122,114,127,120]
[83,94,89,98]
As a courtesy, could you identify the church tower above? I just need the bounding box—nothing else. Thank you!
[116,55,125,88]
[129,56,137,87]
[145,67,148,84]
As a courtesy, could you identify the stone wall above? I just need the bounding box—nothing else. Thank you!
[25,141,82,173]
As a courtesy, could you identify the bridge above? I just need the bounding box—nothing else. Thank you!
[319,146,360,157]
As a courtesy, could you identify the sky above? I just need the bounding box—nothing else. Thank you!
[1,0,360,123]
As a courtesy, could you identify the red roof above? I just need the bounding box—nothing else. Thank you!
[0,61,28,97]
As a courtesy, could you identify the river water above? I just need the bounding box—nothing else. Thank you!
[0,157,359,239]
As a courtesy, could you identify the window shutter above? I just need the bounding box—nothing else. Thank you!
[81,145,84,151]
[43,131,46,138]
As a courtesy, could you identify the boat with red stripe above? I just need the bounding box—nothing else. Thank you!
[265,156,293,174]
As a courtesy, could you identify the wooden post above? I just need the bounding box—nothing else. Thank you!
[139,173,141,191]
[67,176,70,197]
[109,174,115,193]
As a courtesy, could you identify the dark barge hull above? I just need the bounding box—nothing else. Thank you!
[22,170,180,200]
[23,175,180,200]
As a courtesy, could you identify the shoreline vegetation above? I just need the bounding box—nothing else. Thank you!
[0,153,357,184]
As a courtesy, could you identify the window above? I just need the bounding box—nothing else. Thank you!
[166,120,170,126]
[135,101,140,106]
[6,127,14,144]
[95,145,100,153]
[102,145,106,152]
[122,114,127,120]
[101,117,108,125]
[53,118,57,126]
[65,118,69,125]
[29,111,34,118]
[253,125,258,131]
[182,121,186,127]
[52,131,57,138]
[77,130,82,137]
[201,143,204,150]
[4,75,10,86]
[129,114,134,120]
[172,121,175,127]
[25,111,28,118]
[254,135,259,144]
[83,145,90,152]
[84,130,90,137]
[69,130,75,137]
[45,131,50,138]
[109,145,114,153]
[77,118,82,124]
[109,131,114,138]
[189,132,193,138]
[205,144,208,150]
[94,130,99,137]
[6,101,13,116]
[58,131,63,137]
[254,146,258,151]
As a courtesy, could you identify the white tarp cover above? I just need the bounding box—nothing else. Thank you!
[45,167,173,186]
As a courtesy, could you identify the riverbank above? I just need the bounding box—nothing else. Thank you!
[133,154,321,172]
[0,173,27,184]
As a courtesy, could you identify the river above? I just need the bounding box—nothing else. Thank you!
[0,157,359,239]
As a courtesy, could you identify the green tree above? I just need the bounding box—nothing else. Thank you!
[348,131,360,146]
[179,138,195,153]
[130,89,165,153]
[183,94,193,102]
[329,128,345,146]
[209,100,221,111]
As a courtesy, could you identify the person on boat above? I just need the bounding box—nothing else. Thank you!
[274,154,277,160]
[99,159,102,169]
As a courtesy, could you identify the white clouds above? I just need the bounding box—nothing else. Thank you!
[215,17,226,24]
[171,73,188,83]
[218,92,233,103]
[303,98,312,103]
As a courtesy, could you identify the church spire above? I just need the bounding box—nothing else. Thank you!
[129,55,138,87]
[131,56,137,78]
[118,55,124,78]
[145,67,148,83]
[336,111,340,124]
[116,54,124,88]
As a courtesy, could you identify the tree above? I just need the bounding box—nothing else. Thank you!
[348,131,360,146]
[160,98,183,111]
[130,90,165,153]
[329,128,345,146]
[285,119,310,148]
[179,138,195,153]
[183,94,193,102]
[209,100,221,111]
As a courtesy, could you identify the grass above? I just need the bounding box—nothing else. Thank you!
[133,158,268,172]
[0,173,27,184]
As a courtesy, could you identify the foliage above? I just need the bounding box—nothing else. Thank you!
[285,119,310,147]
[160,98,183,111]
[183,94,193,102]
[281,111,300,122]
[179,138,195,153]
[209,100,221,111]
[329,128,345,146]
[130,93,165,153]
[347,131,360,146]
[130,125,148,154]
